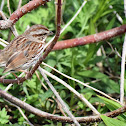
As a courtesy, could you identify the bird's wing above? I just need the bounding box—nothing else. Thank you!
[3,45,42,73]
[3,41,44,73]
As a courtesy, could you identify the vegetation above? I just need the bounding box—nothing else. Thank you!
[0,0,125,125]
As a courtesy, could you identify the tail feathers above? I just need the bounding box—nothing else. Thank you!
[3,68,15,73]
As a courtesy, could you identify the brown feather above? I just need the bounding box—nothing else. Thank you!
[0,24,52,73]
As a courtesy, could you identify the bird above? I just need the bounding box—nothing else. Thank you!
[0,24,53,73]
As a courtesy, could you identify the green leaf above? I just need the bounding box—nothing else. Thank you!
[39,89,53,102]
[77,70,119,93]
[27,75,37,89]
[98,95,121,108]
[84,44,96,65]
[45,59,56,72]
[0,108,9,124]
[98,96,126,121]
[101,115,126,126]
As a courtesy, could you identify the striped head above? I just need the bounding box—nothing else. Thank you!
[23,24,53,43]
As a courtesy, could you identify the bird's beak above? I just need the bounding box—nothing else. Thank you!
[48,31,54,36]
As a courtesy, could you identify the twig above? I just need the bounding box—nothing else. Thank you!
[0,41,7,47]
[39,68,80,126]
[124,0,126,17]
[17,106,34,126]
[35,71,48,90]
[4,84,13,92]
[42,62,121,105]
[38,67,100,115]
[17,0,22,9]
[7,0,11,15]
[120,0,126,105]
[0,38,9,45]
[55,98,67,117]
[0,0,4,11]
[115,48,121,58]
[5,99,34,126]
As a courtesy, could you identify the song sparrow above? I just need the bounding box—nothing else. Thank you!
[0,24,53,73]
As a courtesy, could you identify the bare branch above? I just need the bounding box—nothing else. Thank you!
[53,25,126,51]
[39,67,80,126]
[0,89,125,123]
[39,67,100,115]
[0,0,50,29]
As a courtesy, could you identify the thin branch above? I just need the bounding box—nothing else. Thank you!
[60,1,87,34]
[0,10,6,19]
[0,41,7,47]
[120,34,126,105]
[124,0,126,17]
[0,0,50,29]
[35,71,68,116]
[5,99,34,126]
[0,38,9,45]
[7,0,11,15]
[55,98,67,117]
[120,0,126,105]
[17,0,22,9]
[17,106,34,126]
[0,0,4,11]
[39,67,100,115]
[42,62,121,105]
[35,71,48,90]
[115,48,121,58]
[0,89,126,123]
[39,68,80,126]
[4,84,13,92]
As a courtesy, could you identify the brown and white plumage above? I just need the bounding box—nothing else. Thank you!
[0,24,53,73]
